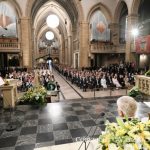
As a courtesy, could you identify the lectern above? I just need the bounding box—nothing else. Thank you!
[0,80,18,109]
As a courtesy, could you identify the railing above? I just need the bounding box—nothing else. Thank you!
[38,49,59,59]
[135,75,150,96]
[90,42,125,53]
[0,42,19,48]
[0,42,20,52]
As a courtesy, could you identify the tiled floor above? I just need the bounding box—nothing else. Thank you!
[0,70,149,149]
[0,98,149,150]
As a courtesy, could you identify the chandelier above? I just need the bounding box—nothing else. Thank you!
[46,14,59,28]
[45,31,54,40]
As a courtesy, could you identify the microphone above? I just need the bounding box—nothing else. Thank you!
[99,112,105,117]
[85,112,107,150]
[78,112,106,150]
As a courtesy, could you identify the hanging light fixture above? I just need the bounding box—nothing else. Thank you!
[46,14,59,28]
[45,31,54,40]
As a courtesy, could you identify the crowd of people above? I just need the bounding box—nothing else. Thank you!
[54,62,147,92]
[4,70,35,91]
[36,69,60,91]
[0,69,60,92]
[0,62,148,93]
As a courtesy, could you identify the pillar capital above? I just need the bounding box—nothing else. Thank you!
[79,21,89,25]
[127,13,138,19]
[20,17,30,20]
[108,23,119,28]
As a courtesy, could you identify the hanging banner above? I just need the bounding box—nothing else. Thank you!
[135,35,150,53]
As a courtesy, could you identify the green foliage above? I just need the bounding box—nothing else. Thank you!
[145,70,150,77]
[128,86,141,98]
[46,81,56,91]
[20,86,47,106]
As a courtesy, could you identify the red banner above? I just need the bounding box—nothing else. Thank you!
[135,35,150,53]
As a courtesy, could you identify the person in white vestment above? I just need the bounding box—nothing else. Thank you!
[0,75,4,86]
[101,75,107,89]
[47,60,52,72]
[112,75,122,89]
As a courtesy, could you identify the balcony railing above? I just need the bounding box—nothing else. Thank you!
[90,42,125,53]
[0,42,20,52]
[135,75,150,96]
[38,49,59,58]
[0,38,20,52]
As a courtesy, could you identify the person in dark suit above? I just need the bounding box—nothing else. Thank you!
[118,74,125,88]
[81,76,88,92]
[94,76,101,90]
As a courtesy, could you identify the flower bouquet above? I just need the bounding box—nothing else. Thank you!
[128,86,141,98]
[97,118,150,150]
[21,86,47,105]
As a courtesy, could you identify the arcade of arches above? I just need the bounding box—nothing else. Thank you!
[0,1,150,150]
[0,0,150,69]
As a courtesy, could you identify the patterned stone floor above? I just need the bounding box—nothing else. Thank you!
[0,98,149,150]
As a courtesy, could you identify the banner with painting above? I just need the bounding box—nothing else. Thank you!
[0,1,17,37]
[90,10,110,42]
[135,35,150,53]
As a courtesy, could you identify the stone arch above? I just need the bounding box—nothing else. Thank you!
[25,0,84,23]
[2,0,23,18]
[130,0,141,15]
[87,2,112,23]
[0,0,22,38]
[113,0,128,23]
[73,0,84,22]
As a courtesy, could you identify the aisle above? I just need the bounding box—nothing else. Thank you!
[52,69,128,100]
[52,70,82,100]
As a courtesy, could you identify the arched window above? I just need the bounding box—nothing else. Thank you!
[90,10,110,42]
[138,0,150,36]
[0,2,17,37]
[119,2,128,44]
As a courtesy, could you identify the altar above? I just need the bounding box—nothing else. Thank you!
[0,79,18,109]
[135,75,150,95]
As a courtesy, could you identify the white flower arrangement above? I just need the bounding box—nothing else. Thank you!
[97,118,150,150]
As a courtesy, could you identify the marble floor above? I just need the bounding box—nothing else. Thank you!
[0,98,150,150]
[0,70,150,150]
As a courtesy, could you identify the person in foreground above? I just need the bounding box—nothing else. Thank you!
[117,95,137,118]
[97,96,150,150]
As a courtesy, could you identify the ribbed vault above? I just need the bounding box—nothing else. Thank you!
[31,0,78,25]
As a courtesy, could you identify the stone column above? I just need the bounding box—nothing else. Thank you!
[79,21,89,67]
[64,38,68,65]
[67,35,72,66]
[109,23,119,45]
[34,36,38,66]
[125,14,138,62]
[20,17,32,68]
[60,35,65,64]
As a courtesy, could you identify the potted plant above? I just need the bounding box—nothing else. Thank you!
[128,86,141,98]
[20,86,47,106]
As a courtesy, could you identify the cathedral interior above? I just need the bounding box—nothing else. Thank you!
[0,0,150,150]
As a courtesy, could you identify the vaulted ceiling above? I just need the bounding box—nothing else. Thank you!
[31,0,78,25]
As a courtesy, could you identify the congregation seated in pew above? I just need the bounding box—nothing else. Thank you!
[54,62,148,92]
